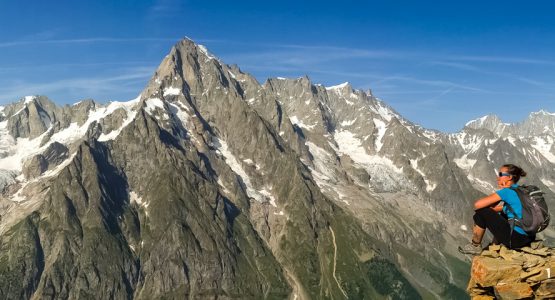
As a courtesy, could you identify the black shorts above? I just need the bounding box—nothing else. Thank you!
[473,207,535,248]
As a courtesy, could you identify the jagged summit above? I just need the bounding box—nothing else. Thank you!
[531,109,555,116]
[326,81,351,91]
[463,108,555,140]
[464,114,506,131]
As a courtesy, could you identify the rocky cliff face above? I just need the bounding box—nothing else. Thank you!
[0,40,419,300]
[0,38,553,299]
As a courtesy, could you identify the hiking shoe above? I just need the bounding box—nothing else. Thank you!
[458,243,482,255]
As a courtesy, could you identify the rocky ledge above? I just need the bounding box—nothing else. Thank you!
[468,241,555,299]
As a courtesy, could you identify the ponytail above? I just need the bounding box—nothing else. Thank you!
[502,164,527,183]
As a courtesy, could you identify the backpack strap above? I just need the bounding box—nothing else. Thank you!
[504,202,517,248]
[507,186,527,247]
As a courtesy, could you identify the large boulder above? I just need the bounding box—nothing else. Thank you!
[467,241,555,299]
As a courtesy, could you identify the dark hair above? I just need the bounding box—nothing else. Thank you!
[502,164,527,183]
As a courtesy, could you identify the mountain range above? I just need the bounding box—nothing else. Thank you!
[0,38,554,299]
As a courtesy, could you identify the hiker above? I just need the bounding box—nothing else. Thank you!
[459,164,535,255]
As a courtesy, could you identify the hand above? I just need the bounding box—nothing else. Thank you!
[491,201,504,212]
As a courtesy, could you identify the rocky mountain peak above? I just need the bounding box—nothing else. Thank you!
[531,109,555,117]
[521,109,555,136]
[325,82,352,95]
[3,95,59,139]
[464,114,506,133]
[463,110,555,138]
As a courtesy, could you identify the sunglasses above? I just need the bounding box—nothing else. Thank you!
[498,172,512,177]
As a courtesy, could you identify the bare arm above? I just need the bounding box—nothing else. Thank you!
[473,193,502,210]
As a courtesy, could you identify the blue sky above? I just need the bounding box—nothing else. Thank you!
[1,0,554,132]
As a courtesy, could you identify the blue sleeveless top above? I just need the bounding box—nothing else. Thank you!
[496,184,526,235]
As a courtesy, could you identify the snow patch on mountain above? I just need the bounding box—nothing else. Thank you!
[326,82,349,91]
[145,98,165,115]
[215,137,276,205]
[532,109,555,116]
[130,191,144,206]
[289,116,316,130]
[217,178,231,195]
[0,97,140,171]
[454,132,484,153]
[465,115,490,127]
[98,100,140,142]
[198,44,217,61]
[410,159,436,192]
[341,119,356,126]
[373,118,387,152]
[371,100,397,122]
[163,87,181,96]
[24,96,36,104]
[0,122,44,171]
[453,155,477,171]
[0,121,16,159]
[333,130,414,192]
[421,129,441,143]
[530,136,555,164]
[259,188,277,207]
[130,190,150,217]
[305,141,353,205]
[10,185,27,202]
[468,174,495,193]
[305,141,337,186]
[334,130,400,172]
[506,136,517,146]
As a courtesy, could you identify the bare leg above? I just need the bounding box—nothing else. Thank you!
[472,225,486,245]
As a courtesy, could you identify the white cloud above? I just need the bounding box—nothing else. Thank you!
[0,38,179,49]
[0,67,153,104]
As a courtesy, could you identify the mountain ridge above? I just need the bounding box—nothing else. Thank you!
[0,38,553,299]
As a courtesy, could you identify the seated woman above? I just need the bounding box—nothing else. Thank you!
[459,164,535,255]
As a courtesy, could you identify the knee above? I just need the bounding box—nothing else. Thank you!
[475,207,491,215]
[473,208,486,220]
[473,212,481,224]
[473,208,490,228]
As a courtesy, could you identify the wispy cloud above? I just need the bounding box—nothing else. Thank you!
[0,37,180,48]
[223,45,407,69]
[514,77,552,87]
[422,61,482,72]
[212,40,555,67]
[0,67,153,103]
[0,61,156,73]
[420,86,456,104]
[227,51,356,67]
[425,60,555,90]
[445,55,555,65]
[372,75,486,92]
[217,43,555,96]
[375,89,458,95]
[147,0,184,20]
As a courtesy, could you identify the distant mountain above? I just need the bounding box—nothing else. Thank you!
[0,38,553,299]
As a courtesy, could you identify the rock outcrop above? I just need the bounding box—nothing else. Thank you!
[468,241,555,299]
